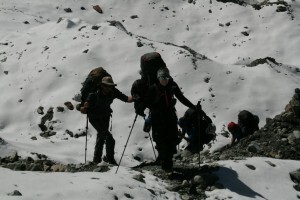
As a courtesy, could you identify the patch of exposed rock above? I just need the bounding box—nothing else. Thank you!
[209,89,300,161]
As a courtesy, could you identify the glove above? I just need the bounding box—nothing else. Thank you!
[135,103,146,117]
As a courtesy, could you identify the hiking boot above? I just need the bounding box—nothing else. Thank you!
[161,159,173,172]
[93,157,102,164]
[103,156,118,166]
[153,155,163,165]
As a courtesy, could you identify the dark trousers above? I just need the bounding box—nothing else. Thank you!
[151,110,178,170]
[89,115,115,162]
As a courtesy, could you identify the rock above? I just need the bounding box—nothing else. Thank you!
[40,107,54,125]
[241,31,249,36]
[193,175,205,185]
[64,102,74,110]
[288,134,297,144]
[247,142,260,153]
[293,130,300,139]
[51,164,66,172]
[182,180,189,186]
[93,5,103,14]
[294,184,300,191]
[31,136,37,140]
[29,163,43,171]
[40,131,56,138]
[181,194,191,200]
[0,137,7,145]
[37,106,44,115]
[137,41,143,47]
[290,169,300,183]
[276,6,287,12]
[65,129,74,137]
[7,190,22,196]
[14,163,26,171]
[130,15,138,19]
[133,174,145,183]
[64,8,72,13]
[91,26,100,30]
[57,106,64,112]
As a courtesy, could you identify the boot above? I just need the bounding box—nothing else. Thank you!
[93,157,102,164]
[103,156,118,166]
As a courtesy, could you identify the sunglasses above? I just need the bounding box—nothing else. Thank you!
[158,76,170,80]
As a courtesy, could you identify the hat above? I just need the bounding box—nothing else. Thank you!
[101,76,117,86]
[157,68,170,79]
[227,122,237,130]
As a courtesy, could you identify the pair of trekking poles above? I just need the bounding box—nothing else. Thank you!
[83,114,157,174]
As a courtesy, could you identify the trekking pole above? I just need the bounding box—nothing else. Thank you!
[196,101,201,169]
[143,115,157,159]
[116,114,138,174]
[85,115,89,164]
[148,132,157,159]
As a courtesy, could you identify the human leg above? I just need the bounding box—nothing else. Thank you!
[89,118,106,163]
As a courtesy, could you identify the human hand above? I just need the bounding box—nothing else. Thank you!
[135,104,146,117]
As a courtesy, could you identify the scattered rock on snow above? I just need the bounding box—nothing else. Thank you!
[93,5,103,14]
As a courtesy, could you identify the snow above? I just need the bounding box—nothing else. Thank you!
[0,0,300,199]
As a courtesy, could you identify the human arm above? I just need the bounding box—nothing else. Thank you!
[172,82,196,109]
[114,88,132,103]
[80,92,96,114]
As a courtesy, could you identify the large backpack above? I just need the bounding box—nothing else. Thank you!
[79,67,111,107]
[140,52,167,85]
[238,110,259,135]
[131,52,167,108]
[181,108,216,145]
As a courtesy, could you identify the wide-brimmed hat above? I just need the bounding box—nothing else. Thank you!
[101,76,117,86]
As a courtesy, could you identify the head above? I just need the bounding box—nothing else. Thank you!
[100,76,116,95]
[157,68,170,86]
[227,122,238,133]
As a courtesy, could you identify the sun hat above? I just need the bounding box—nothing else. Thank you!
[101,76,117,86]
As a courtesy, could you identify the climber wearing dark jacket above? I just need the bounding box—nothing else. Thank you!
[80,76,133,165]
[134,68,196,171]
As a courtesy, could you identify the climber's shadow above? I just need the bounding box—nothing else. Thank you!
[215,166,267,200]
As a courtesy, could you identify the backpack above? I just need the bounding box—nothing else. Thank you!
[140,52,167,85]
[79,67,111,107]
[131,52,167,109]
[238,110,259,135]
[180,108,216,145]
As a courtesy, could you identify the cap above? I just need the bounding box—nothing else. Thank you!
[227,122,238,130]
[101,76,117,86]
[157,68,170,79]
